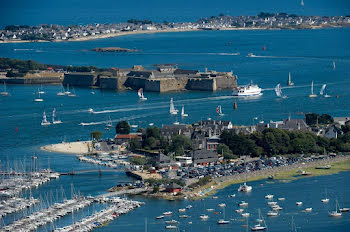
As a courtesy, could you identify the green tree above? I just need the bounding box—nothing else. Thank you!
[130,138,142,150]
[217,144,237,159]
[115,121,130,134]
[144,137,157,150]
[145,127,160,139]
[90,131,102,141]
[129,157,147,165]
[341,125,350,134]
[170,135,192,155]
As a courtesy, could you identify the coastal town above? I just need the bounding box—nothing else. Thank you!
[1,12,350,43]
[41,113,350,200]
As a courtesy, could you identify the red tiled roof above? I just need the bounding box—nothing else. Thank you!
[115,134,140,139]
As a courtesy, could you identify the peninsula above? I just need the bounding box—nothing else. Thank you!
[1,12,350,43]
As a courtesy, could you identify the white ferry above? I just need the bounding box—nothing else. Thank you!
[232,81,262,96]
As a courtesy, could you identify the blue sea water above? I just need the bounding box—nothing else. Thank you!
[1,1,350,231]
[1,0,350,27]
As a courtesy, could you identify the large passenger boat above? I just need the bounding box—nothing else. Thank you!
[232,81,262,96]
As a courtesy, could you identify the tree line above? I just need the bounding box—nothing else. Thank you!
[220,126,350,157]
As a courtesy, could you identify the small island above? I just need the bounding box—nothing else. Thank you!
[91,47,140,53]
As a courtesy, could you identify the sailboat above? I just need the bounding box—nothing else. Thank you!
[38,85,45,94]
[309,81,317,98]
[0,82,10,96]
[52,108,62,124]
[68,87,76,97]
[251,209,267,231]
[57,84,66,96]
[105,116,113,129]
[333,61,336,70]
[138,88,147,101]
[41,111,51,126]
[181,105,188,117]
[274,83,287,99]
[216,105,224,116]
[64,84,71,95]
[238,157,252,192]
[169,98,178,115]
[291,216,297,232]
[217,205,230,224]
[301,0,304,7]
[328,200,342,217]
[34,90,44,102]
[287,72,294,86]
[320,84,331,98]
[321,189,330,203]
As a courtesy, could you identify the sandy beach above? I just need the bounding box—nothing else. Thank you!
[41,141,92,154]
[0,26,329,44]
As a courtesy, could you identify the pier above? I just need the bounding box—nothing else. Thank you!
[60,169,120,176]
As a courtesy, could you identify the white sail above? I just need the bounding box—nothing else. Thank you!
[52,108,56,121]
[275,83,282,97]
[301,0,304,6]
[52,108,62,124]
[320,84,326,95]
[287,72,294,86]
[170,98,178,114]
[311,81,314,95]
[43,112,47,123]
[0,82,10,96]
[333,61,336,70]
[138,88,147,100]
[41,111,51,125]
[181,105,188,117]
[138,88,143,98]
[216,105,223,116]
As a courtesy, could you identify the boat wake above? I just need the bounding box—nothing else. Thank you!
[79,111,164,126]
[89,95,234,115]
[139,52,240,56]
[13,49,35,51]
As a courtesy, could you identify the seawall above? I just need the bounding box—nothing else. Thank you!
[63,73,98,86]
[62,72,237,92]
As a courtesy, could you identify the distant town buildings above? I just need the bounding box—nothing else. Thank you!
[1,13,350,42]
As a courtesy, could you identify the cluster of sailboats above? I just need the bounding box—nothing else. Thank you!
[54,197,143,232]
[169,98,188,118]
[0,170,60,198]
[274,73,331,99]
[57,84,76,97]
[41,108,62,126]
[154,185,349,231]
[77,154,129,169]
[2,196,93,231]
[0,197,39,218]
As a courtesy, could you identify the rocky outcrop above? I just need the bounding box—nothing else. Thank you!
[91,47,139,52]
